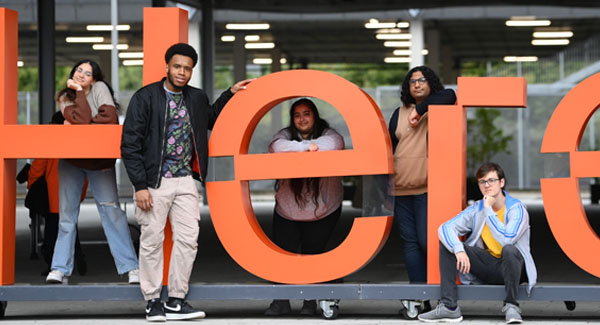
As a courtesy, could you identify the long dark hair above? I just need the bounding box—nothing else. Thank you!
[283,98,330,210]
[400,65,444,107]
[55,59,119,110]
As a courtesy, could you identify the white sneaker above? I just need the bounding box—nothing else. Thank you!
[128,268,140,284]
[46,270,68,284]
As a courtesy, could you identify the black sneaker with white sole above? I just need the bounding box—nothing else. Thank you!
[145,298,166,322]
[163,298,206,320]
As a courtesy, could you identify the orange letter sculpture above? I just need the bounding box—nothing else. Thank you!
[428,77,527,283]
[206,70,394,284]
[2,5,597,289]
[0,8,18,285]
[0,8,124,285]
[540,73,600,277]
[142,7,189,285]
[0,7,188,285]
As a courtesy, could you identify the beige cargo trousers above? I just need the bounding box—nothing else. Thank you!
[134,176,200,300]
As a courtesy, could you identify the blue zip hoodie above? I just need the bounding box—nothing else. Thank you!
[438,191,537,294]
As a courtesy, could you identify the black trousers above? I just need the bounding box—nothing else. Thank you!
[439,241,525,308]
[272,206,342,255]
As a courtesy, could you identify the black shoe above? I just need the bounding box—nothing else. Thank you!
[76,254,87,276]
[163,297,206,320]
[300,299,317,316]
[145,298,166,322]
[264,299,292,316]
[424,300,433,313]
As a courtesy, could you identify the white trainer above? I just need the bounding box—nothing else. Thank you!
[46,270,68,284]
[128,268,140,284]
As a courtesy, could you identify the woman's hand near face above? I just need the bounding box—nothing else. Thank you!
[67,79,83,91]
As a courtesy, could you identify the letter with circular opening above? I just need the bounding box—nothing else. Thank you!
[206,70,394,284]
[541,72,600,278]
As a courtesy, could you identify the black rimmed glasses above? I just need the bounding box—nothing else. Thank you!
[478,178,500,186]
[409,77,427,85]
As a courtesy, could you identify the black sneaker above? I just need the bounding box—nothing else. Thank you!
[422,300,433,313]
[163,298,206,320]
[300,299,317,316]
[145,298,166,322]
[264,299,292,316]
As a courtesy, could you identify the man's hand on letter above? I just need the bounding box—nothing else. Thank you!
[230,78,255,94]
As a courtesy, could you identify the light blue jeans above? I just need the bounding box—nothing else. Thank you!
[51,160,139,276]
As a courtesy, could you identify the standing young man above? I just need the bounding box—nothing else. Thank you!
[418,163,537,324]
[121,43,252,321]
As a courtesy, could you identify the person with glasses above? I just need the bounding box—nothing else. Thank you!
[419,162,537,324]
[46,59,140,285]
[388,66,456,315]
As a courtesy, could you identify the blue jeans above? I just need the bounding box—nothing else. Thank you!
[52,160,139,276]
[394,193,427,283]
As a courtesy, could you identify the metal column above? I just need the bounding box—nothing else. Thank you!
[233,32,246,83]
[37,0,55,125]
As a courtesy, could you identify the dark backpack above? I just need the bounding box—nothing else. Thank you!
[24,175,50,216]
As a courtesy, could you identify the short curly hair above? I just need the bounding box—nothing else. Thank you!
[165,43,198,67]
[400,66,444,107]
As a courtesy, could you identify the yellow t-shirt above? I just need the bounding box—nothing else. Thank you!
[481,205,505,258]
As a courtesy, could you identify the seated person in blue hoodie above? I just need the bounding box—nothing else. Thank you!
[419,162,537,324]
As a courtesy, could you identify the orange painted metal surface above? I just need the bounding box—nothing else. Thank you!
[142,8,188,86]
[428,103,465,284]
[541,72,600,278]
[206,70,394,284]
[142,7,188,285]
[0,7,187,285]
[0,8,18,284]
[428,77,527,284]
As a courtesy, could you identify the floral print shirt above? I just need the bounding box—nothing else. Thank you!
[161,89,193,178]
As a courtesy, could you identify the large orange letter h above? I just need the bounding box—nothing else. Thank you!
[0,8,18,285]
[142,7,189,285]
[0,8,187,285]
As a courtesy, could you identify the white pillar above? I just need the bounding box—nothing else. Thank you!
[110,0,119,99]
[409,19,424,68]
[188,20,201,88]
[517,62,524,189]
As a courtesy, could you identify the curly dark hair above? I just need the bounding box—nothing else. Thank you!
[281,98,330,211]
[400,66,444,107]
